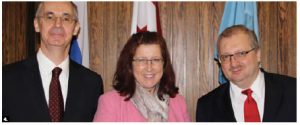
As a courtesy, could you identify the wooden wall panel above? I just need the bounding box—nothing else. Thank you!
[2,1,296,122]
[184,2,201,118]
[88,2,105,89]
[88,2,133,92]
[277,2,296,76]
[2,2,28,64]
[258,2,296,77]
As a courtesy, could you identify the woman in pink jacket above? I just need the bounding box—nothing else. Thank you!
[93,32,190,122]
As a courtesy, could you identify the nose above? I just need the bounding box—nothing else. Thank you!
[229,56,239,67]
[146,60,153,71]
[54,17,63,27]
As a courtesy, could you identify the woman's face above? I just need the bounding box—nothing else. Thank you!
[132,44,164,93]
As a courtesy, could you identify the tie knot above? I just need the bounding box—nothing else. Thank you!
[242,89,253,96]
[52,67,62,78]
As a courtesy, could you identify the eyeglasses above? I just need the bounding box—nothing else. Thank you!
[219,47,256,63]
[133,58,164,66]
[37,13,77,25]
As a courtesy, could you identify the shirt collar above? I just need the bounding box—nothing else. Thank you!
[250,70,265,100]
[37,49,69,76]
[230,70,265,101]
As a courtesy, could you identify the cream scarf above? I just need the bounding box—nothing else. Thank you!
[130,83,169,122]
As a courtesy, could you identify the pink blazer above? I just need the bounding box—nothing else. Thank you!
[93,90,191,122]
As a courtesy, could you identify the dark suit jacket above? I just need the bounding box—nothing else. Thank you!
[3,56,104,122]
[196,70,296,122]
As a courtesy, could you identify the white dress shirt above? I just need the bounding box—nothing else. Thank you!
[230,71,265,122]
[37,49,69,109]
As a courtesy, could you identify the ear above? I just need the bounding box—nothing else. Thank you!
[256,48,261,63]
[73,22,80,36]
[34,18,40,32]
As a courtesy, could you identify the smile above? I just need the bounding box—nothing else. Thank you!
[144,74,155,78]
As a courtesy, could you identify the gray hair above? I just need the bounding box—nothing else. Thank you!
[35,2,78,20]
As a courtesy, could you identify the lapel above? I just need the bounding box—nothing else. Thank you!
[24,56,51,121]
[262,71,283,122]
[63,60,84,121]
[216,83,237,122]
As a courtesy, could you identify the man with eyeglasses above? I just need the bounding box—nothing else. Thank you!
[196,25,296,122]
[3,2,103,122]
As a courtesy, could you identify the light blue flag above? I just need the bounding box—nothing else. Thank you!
[214,1,259,84]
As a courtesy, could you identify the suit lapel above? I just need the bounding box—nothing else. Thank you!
[217,83,237,122]
[24,56,51,121]
[262,72,283,122]
[63,60,83,121]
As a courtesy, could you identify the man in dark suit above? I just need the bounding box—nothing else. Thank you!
[196,25,296,122]
[3,2,103,122]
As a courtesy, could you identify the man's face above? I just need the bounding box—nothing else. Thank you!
[34,2,80,49]
[219,32,261,89]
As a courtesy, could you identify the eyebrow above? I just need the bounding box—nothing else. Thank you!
[44,11,54,15]
[43,11,72,17]
[134,57,163,59]
[62,13,72,17]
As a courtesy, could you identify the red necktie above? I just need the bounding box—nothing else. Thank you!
[49,67,64,122]
[242,89,260,122]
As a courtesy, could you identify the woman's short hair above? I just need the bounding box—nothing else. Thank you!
[113,31,178,101]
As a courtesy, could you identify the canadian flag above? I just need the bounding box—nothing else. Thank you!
[130,1,162,34]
